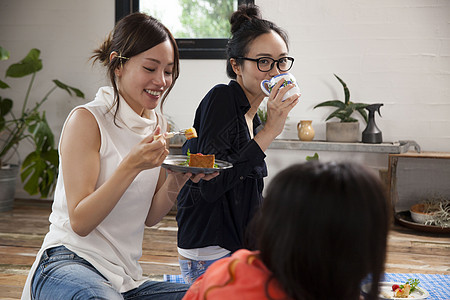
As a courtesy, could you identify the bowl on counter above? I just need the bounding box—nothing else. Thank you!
[410,203,435,224]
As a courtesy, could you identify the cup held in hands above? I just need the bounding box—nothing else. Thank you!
[260,73,301,101]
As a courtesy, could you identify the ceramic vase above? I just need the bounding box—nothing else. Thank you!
[297,120,315,141]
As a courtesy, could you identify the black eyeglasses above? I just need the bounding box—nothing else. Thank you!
[236,56,294,72]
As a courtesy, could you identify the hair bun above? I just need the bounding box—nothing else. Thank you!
[230,4,262,34]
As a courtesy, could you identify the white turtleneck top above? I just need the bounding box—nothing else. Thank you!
[21,86,167,299]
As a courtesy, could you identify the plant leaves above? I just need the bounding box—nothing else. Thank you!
[0,79,9,89]
[334,74,350,105]
[351,103,369,109]
[356,107,368,123]
[341,117,358,122]
[257,107,267,124]
[306,153,319,161]
[314,100,345,109]
[347,102,368,123]
[326,107,359,122]
[316,75,370,123]
[21,148,58,197]
[0,97,13,118]
[53,80,85,99]
[6,48,42,78]
[21,152,43,195]
[325,108,347,121]
[27,112,55,152]
[41,147,59,166]
[2,48,84,196]
[0,46,9,61]
[0,97,13,132]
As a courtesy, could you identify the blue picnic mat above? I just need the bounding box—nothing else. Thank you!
[165,273,449,299]
[381,273,449,300]
[163,274,186,284]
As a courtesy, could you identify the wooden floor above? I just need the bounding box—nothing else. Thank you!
[0,199,449,299]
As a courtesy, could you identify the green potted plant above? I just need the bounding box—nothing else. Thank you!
[257,107,267,125]
[0,46,84,211]
[314,74,368,142]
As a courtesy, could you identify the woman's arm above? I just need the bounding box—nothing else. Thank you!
[61,108,168,236]
[146,168,219,227]
[145,168,184,227]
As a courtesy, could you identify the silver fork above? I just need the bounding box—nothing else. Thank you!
[164,129,189,138]
[154,128,196,140]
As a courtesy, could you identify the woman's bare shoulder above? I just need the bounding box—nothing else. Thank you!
[61,107,100,151]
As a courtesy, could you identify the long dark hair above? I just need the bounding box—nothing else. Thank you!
[91,12,180,123]
[253,161,390,300]
[226,4,289,79]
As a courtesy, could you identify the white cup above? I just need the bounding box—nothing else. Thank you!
[260,73,301,101]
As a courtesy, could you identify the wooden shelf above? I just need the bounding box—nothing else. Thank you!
[268,139,421,154]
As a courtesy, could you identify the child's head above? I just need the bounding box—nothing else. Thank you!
[255,161,390,300]
[92,12,179,113]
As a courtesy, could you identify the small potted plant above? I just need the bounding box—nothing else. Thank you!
[314,74,368,142]
[0,46,84,211]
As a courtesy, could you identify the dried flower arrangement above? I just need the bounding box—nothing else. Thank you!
[411,194,450,228]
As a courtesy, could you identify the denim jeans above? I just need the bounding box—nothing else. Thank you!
[178,254,231,285]
[31,246,188,300]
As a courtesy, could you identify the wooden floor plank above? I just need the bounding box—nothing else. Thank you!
[0,199,449,299]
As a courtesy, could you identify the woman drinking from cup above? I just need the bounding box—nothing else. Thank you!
[176,3,300,284]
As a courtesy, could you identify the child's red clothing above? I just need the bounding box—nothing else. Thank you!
[183,249,289,300]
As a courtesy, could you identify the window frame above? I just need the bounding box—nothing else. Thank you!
[115,0,254,59]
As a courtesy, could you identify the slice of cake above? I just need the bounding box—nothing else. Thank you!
[185,127,198,140]
[394,284,411,298]
[189,153,215,168]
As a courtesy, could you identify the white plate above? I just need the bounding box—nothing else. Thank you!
[162,155,232,175]
[361,282,429,299]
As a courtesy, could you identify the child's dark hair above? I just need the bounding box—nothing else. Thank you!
[91,12,179,123]
[252,161,390,300]
[226,4,289,79]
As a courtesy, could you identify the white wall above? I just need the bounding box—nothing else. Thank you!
[256,0,450,184]
[1,0,449,197]
[257,0,450,150]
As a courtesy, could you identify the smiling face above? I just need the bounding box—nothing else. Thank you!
[114,40,175,114]
[232,30,289,103]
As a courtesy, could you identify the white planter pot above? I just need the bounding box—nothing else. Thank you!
[0,165,19,212]
[326,122,360,143]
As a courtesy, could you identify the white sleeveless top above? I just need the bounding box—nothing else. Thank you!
[21,86,167,299]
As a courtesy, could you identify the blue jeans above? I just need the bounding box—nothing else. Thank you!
[178,254,230,285]
[31,246,188,300]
